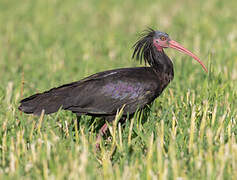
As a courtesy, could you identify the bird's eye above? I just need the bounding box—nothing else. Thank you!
[160,36,166,41]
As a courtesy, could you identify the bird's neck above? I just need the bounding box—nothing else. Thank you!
[152,49,174,79]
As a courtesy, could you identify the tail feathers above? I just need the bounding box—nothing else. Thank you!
[19,92,66,115]
[18,93,41,114]
[18,83,77,115]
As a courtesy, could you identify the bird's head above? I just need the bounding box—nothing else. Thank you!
[132,28,208,72]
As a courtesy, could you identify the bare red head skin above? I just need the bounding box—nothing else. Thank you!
[153,32,208,72]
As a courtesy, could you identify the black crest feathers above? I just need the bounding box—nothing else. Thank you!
[132,28,157,67]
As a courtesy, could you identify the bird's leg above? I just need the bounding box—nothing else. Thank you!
[95,116,129,149]
[95,115,116,149]
[96,123,108,149]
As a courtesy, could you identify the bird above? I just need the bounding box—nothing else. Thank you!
[19,28,207,144]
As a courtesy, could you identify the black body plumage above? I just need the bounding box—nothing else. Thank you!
[19,29,174,119]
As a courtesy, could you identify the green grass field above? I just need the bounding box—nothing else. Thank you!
[0,0,236,179]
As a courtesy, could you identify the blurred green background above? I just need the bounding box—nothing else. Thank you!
[0,0,236,179]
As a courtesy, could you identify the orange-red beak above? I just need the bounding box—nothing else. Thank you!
[168,40,208,72]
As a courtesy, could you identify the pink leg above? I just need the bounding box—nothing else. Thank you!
[96,123,108,149]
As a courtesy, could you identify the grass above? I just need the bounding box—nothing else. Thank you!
[0,0,237,179]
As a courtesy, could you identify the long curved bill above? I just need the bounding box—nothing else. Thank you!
[168,40,208,72]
